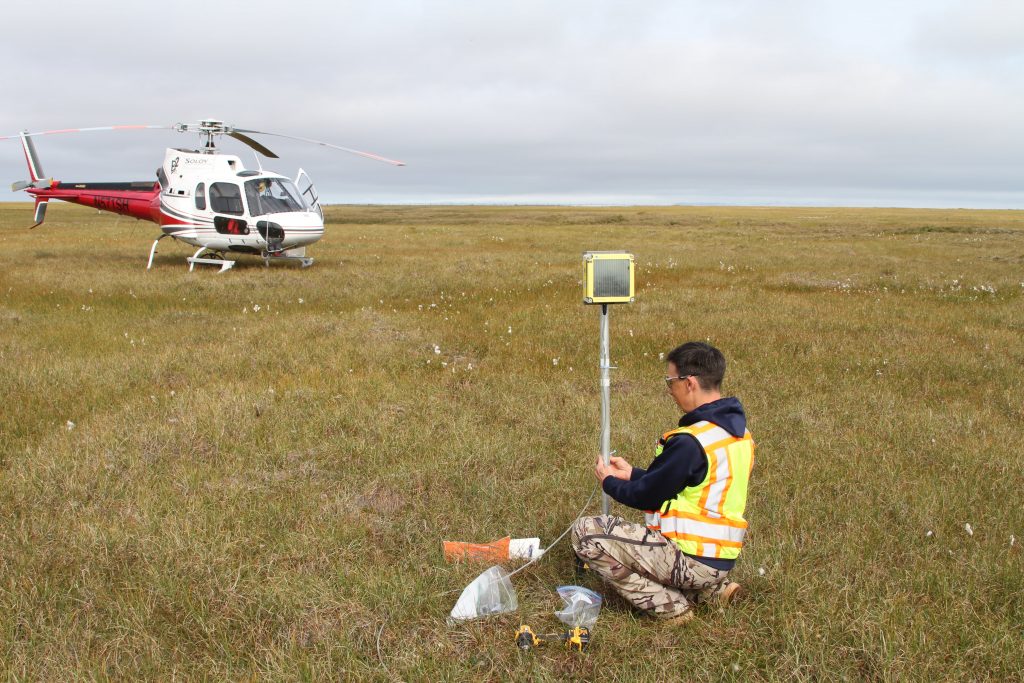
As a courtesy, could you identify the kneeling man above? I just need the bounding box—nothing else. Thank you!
[571,341,754,623]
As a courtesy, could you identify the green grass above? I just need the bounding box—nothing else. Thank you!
[1,203,1022,681]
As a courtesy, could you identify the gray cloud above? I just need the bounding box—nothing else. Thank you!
[1,0,1022,207]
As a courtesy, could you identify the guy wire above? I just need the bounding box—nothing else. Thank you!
[437,480,602,600]
[505,483,599,581]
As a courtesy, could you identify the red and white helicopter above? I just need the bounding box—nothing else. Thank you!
[2,119,404,272]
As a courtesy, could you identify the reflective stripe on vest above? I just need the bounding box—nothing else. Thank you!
[644,420,754,560]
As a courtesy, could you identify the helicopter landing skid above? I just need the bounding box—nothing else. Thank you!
[187,247,236,273]
[262,251,314,268]
[147,234,168,270]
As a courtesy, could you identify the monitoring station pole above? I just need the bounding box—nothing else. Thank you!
[599,303,612,514]
[582,252,635,517]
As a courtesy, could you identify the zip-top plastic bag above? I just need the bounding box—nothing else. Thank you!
[554,585,602,628]
[449,566,518,621]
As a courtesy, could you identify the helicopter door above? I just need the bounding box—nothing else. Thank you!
[256,221,285,253]
[295,169,322,220]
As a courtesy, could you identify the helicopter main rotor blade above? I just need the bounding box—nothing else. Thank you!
[227,131,279,159]
[0,124,171,140]
[233,128,406,166]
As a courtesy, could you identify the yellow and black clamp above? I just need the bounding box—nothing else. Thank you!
[515,624,542,651]
[563,625,591,652]
[515,624,591,652]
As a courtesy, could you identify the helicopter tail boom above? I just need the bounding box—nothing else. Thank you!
[25,182,162,227]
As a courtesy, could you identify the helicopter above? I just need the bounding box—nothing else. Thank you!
[2,119,404,272]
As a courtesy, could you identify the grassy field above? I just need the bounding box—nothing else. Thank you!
[1,202,1022,681]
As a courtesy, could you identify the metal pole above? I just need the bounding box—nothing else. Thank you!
[599,304,611,515]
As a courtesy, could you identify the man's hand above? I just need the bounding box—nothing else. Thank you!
[594,454,633,483]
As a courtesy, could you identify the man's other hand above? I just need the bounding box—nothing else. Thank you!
[594,454,633,483]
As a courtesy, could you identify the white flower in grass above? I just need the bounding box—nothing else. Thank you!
[66,420,75,431]
[1010,535,1016,547]
[964,523,973,536]
[758,566,766,576]
[433,345,441,355]
[253,304,261,313]
[298,298,304,304]
[659,353,665,361]
[925,530,933,538]
[552,358,559,366]
[507,326,513,334]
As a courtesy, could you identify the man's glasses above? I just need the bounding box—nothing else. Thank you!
[664,374,695,387]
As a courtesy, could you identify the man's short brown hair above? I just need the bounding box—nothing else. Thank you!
[665,341,726,391]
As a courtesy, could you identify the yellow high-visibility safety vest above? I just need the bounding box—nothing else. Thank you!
[644,420,754,560]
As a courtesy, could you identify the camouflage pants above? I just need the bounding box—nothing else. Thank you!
[571,514,730,619]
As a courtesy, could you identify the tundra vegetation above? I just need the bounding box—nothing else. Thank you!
[1,203,1022,681]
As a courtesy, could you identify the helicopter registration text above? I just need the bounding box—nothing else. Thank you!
[95,196,131,212]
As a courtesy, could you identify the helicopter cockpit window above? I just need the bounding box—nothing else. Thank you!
[195,183,207,211]
[244,178,306,216]
[209,182,244,215]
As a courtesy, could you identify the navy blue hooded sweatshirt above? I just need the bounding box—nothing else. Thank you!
[601,397,748,570]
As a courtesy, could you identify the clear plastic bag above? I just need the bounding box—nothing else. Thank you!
[554,585,602,628]
[449,566,518,621]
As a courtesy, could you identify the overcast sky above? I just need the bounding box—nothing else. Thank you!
[1,1,1022,207]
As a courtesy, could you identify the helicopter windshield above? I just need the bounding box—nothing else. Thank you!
[244,178,306,216]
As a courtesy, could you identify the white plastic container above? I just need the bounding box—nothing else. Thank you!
[508,537,543,560]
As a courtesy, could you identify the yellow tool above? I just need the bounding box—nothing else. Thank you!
[515,624,591,652]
